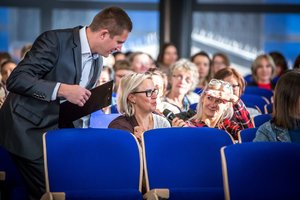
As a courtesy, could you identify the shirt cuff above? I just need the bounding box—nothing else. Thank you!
[51,82,61,101]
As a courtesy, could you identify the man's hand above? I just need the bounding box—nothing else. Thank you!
[58,83,91,107]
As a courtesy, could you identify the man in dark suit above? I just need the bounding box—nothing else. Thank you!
[0,7,132,200]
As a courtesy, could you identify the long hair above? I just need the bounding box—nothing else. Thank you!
[192,84,234,122]
[251,54,275,82]
[273,69,300,130]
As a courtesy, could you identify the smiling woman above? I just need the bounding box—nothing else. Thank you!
[186,79,243,140]
[108,73,170,141]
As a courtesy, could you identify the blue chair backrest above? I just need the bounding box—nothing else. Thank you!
[193,88,203,95]
[238,128,258,143]
[0,146,27,200]
[142,127,233,189]
[243,74,253,84]
[221,142,300,200]
[89,110,120,128]
[264,103,273,114]
[241,94,268,114]
[44,128,142,193]
[253,114,272,127]
[244,86,273,103]
[189,103,198,111]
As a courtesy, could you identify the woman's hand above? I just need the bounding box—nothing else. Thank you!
[171,117,188,127]
[133,126,145,140]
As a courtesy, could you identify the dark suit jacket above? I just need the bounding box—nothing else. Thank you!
[0,26,103,160]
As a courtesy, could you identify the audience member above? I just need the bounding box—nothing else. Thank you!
[161,59,199,114]
[97,66,113,86]
[293,54,300,69]
[191,51,212,92]
[146,69,168,113]
[0,51,12,81]
[214,67,254,129]
[1,59,17,85]
[113,60,133,93]
[112,51,126,61]
[20,44,33,60]
[186,79,242,140]
[248,54,275,90]
[128,51,154,73]
[254,69,300,142]
[0,60,17,107]
[211,52,230,75]
[156,42,178,77]
[269,51,288,84]
[108,73,170,140]
[0,7,132,200]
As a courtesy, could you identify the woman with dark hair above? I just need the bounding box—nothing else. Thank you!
[214,67,254,129]
[254,70,300,142]
[293,54,300,69]
[269,51,288,84]
[191,51,212,91]
[211,52,230,75]
[156,43,178,77]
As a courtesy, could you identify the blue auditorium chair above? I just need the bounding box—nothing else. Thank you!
[89,110,120,128]
[243,74,253,84]
[142,127,234,200]
[244,86,273,103]
[0,146,27,200]
[253,114,272,128]
[241,94,269,114]
[41,128,143,200]
[189,103,198,111]
[237,128,258,143]
[221,142,300,200]
[264,103,273,114]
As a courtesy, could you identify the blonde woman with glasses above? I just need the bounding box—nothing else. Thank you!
[108,73,170,140]
[187,79,242,140]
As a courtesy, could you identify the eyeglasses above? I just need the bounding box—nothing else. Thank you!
[172,74,192,84]
[231,84,240,89]
[132,88,159,97]
[208,79,233,92]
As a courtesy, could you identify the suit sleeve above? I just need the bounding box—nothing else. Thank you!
[6,31,60,102]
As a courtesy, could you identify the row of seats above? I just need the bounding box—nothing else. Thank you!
[41,127,300,200]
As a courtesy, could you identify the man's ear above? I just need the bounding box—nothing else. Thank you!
[128,93,136,104]
[98,29,109,40]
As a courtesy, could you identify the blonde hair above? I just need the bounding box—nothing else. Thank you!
[117,73,152,116]
[251,54,276,82]
[193,82,234,122]
[169,58,199,91]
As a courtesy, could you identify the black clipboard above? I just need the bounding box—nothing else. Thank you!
[59,80,113,128]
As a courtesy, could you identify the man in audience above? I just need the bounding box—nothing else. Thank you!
[0,7,132,200]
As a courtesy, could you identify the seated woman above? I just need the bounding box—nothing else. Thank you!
[108,73,170,140]
[161,59,199,114]
[254,70,300,143]
[190,51,212,93]
[186,79,242,140]
[247,54,275,90]
[214,67,254,129]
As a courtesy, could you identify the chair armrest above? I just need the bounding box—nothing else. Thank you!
[143,188,170,200]
[41,192,66,200]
